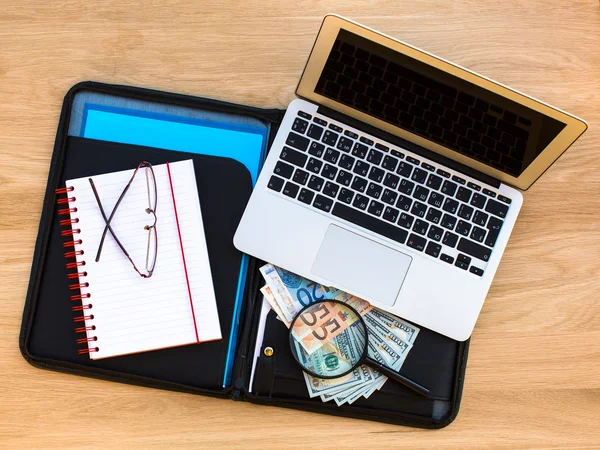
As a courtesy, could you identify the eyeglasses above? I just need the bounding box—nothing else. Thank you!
[89,161,158,278]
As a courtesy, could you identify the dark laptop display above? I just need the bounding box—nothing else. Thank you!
[315,29,566,177]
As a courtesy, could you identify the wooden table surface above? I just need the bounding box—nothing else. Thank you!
[1,1,599,448]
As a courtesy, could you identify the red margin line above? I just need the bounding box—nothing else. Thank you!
[166,161,200,343]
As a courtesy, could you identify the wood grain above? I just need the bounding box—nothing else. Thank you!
[1,0,599,448]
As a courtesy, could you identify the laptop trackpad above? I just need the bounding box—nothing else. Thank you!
[311,225,412,306]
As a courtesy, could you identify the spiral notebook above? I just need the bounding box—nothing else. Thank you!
[58,159,222,359]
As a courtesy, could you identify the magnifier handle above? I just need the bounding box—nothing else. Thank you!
[366,357,429,397]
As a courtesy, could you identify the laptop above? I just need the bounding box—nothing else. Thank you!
[234,15,587,341]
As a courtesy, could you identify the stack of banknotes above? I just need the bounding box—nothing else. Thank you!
[260,263,420,406]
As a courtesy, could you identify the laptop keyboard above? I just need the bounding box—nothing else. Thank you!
[267,111,513,276]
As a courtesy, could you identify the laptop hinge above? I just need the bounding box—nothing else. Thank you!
[317,105,502,189]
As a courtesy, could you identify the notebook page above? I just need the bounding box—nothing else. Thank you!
[66,160,221,359]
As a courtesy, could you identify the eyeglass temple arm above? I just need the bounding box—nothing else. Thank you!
[88,178,133,263]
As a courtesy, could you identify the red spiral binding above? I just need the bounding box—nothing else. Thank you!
[72,304,92,311]
[63,239,82,248]
[56,186,98,356]
[68,271,87,279]
[58,207,77,215]
[61,229,81,236]
[78,347,99,355]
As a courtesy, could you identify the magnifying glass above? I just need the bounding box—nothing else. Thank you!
[289,299,429,397]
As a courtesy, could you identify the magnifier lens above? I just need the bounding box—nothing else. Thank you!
[289,301,368,379]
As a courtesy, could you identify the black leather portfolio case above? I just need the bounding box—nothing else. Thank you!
[20,81,469,428]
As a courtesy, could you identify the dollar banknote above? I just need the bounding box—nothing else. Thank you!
[259,265,420,406]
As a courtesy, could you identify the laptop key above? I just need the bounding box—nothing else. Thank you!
[455,256,470,270]
[324,148,341,165]
[367,182,383,199]
[282,182,300,199]
[407,156,420,165]
[457,238,492,262]
[426,174,443,190]
[382,155,399,172]
[451,175,466,185]
[413,219,429,236]
[323,181,340,198]
[298,188,314,205]
[441,213,457,230]
[353,160,370,176]
[306,158,323,174]
[456,187,472,203]
[383,206,400,223]
[467,181,481,191]
[482,188,497,198]
[292,118,309,134]
[351,194,368,210]
[440,253,454,264]
[308,175,324,191]
[442,198,459,214]
[368,167,385,183]
[322,130,339,147]
[321,164,337,180]
[411,201,427,218]
[352,142,369,159]
[458,204,474,220]
[428,191,444,208]
[397,212,414,229]
[441,180,457,196]
[313,194,333,213]
[274,161,294,179]
[367,149,384,165]
[339,154,355,170]
[329,124,343,132]
[380,188,398,205]
[426,207,442,224]
[436,169,451,178]
[286,132,309,151]
[308,141,325,157]
[425,241,442,258]
[280,147,307,167]
[368,200,384,217]
[397,161,413,178]
[332,202,408,245]
[298,111,312,120]
[497,194,512,204]
[396,195,413,211]
[456,220,472,236]
[338,188,354,205]
[344,130,359,139]
[313,117,327,126]
[443,231,459,248]
[351,176,368,193]
[470,226,486,243]
[459,253,474,269]
[407,233,427,252]
[485,198,509,218]
[485,227,500,248]
[337,136,354,153]
[411,168,428,184]
[398,179,415,196]
[267,175,285,192]
[427,225,444,241]
[390,149,404,159]
[360,136,374,146]
[421,162,436,172]
[307,124,323,140]
[469,266,484,276]
[383,173,400,189]
[336,170,353,187]
[292,169,309,185]
[413,186,430,201]
[471,193,487,209]
[473,210,489,227]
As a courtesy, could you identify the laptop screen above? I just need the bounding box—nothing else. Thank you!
[314,29,567,177]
